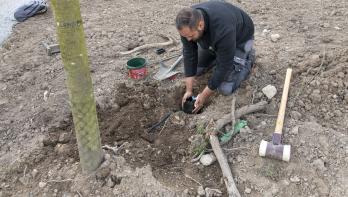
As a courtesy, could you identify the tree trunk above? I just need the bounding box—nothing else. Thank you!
[51,0,103,173]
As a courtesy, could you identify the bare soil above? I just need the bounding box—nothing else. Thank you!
[0,0,347,196]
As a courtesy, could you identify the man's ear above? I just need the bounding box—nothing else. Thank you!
[197,20,204,31]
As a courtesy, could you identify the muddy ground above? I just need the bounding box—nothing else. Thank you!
[0,0,347,196]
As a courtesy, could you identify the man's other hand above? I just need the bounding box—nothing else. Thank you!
[193,93,205,113]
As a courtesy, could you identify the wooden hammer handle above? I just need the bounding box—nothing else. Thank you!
[274,68,292,134]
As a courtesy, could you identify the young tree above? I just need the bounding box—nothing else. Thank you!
[51,0,103,172]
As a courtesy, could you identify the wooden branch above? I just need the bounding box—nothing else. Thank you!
[210,135,241,197]
[216,101,268,131]
[120,35,174,55]
[230,95,236,132]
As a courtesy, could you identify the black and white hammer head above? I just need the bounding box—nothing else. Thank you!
[259,140,291,162]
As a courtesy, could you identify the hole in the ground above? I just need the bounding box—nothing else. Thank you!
[182,96,204,114]
[37,81,219,191]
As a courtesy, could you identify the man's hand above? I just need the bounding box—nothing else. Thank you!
[192,93,205,113]
[193,86,214,113]
[182,91,193,108]
[182,77,195,108]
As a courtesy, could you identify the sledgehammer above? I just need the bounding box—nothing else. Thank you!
[259,68,292,162]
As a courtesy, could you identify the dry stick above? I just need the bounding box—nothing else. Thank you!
[230,95,237,132]
[191,151,205,163]
[184,174,203,186]
[47,179,74,183]
[209,94,240,197]
[210,135,241,197]
[23,165,27,178]
[77,191,83,197]
[158,115,171,136]
[216,101,268,131]
[102,142,128,154]
[222,147,248,151]
[120,35,174,55]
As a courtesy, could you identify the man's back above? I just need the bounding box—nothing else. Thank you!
[193,1,254,48]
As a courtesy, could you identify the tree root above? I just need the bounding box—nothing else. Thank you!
[216,100,268,131]
[120,35,175,55]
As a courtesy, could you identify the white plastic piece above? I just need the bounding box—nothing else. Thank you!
[200,153,217,166]
[259,140,268,157]
[282,145,291,162]
[262,85,277,99]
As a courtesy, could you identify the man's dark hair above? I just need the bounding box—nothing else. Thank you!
[175,8,203,30]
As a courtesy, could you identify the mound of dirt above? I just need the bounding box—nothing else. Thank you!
[0,0,347,196]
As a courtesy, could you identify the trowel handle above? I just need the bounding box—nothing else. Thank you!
[275,68,292,134]
[168,55,183,71]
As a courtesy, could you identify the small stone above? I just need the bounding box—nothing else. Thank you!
[39,181,47,188]
[104,153,111,161]
[290,111,302,120]
[298,100,305,107]
[43,90,49,102]
[58,133,70,143]
[334,110,342,117]
[0,83,7,90]
[42,135,58,146]
[205,188,222,197]
[21,72,36,84]
[312,159,326,172]
[197,186,205,196]
[106,177,115,188]
[183,189,189,195]
[142,102,151,109]
[32,169,39,178]
[200,153,217,166]
[290,176,300,183]
[54,144,71,155]
[308,55,321,67]
[113,188,121,195]
[310,89,321,103]
[112,104,120,112]
[255,92,264,99]
[337,72,345,78]
[262,85,277,99]
[321,37,333,43]
[240,126,251,134]
[96,96,110,111]
[19,176,29,185]
[281,179,290,186]
[188,121,196,129]
[270,34,280,42]
[262,29,270,36]
[271,184,279,194]
[96,167,111,180]
[290,126,299,135]
[269,70,276,75]
[245,188,252,194]
[0,98,9,106]
[323,23,330,28]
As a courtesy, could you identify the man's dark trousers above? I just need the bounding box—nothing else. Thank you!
[196,39,255,95]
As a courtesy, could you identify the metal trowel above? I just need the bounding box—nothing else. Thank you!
[153,55,183,80]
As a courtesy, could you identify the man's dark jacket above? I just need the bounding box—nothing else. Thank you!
[181,1,254,90]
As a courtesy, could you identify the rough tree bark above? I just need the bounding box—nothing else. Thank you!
[51,0,103,172]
